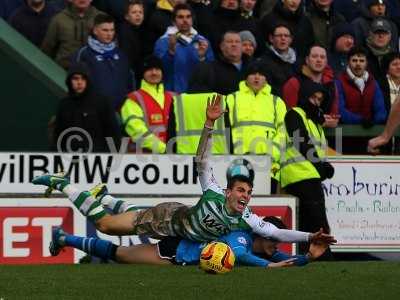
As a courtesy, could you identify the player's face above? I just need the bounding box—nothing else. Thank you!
[225,181,252,215]
[261,238,278,256]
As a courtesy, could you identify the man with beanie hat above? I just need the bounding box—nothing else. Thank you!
[239,30,257,58]
[351,0,398,51]
[328,22,356,76]
[225,62,287,193]
[120,55,175,153]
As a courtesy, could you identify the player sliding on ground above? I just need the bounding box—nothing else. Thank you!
[33,94,337,245]
[49,216,329,267]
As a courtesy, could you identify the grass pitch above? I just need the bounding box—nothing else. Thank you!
[0,262,399,300]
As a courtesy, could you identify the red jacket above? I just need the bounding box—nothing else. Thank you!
[282,66,339,115]
[337,72,376,120]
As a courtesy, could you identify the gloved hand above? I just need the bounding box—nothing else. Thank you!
[313,161,334,180]
[361,118,374,129]
[322,161,334,179]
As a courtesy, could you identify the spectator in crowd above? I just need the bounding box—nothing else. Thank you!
[42,0,102,69]
[255,0,277,18]
[282,44,339,127]
[201,0,243,51]
[54,63,121,153]
[336,47,387,154]
[256,23,297,96]
[120,55,174,153]
[351,0,398,51]
[366,18,396,85]
[239,0,264,54]
[154,3,213,93]
[225,62,287,193]
[377,53,400,153]
[147,0,186,48]
[9,0,58,47]
[305,0,345,49]
[117,0,152,87]
[91,0,130,22]
[328,23,356,76]
[380,53,400,114]
[188,31,249,95]
[332,0,362,22]
[336,46,387,126]
[280,80,334,256]
[260,0,315,60]
[0,0,23,19]
[239,30,257,59]
[72,13,134,109]
[187,0,213,39]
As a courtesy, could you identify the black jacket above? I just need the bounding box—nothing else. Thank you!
[54,64,121,153]
[9,2,58,46]
[256,47,297,97]
[117,20,152,86]
[188,55,250,95]
[260,1,315,60]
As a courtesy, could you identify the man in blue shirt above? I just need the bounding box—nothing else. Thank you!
[50,216,328,267]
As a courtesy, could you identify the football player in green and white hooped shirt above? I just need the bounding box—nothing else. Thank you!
[32,95,336,245]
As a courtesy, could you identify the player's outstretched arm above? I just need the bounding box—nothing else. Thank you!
[368,95,400,154]
[196,94,225,193]
[308,228,337,245]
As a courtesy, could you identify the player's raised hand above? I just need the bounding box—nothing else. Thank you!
[309,228,337,245]
[206,94,225,122]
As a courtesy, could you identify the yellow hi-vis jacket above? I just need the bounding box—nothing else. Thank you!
[174,93,228,154]
[280,107,327,188]
[226,81,287,179]
[121,80,169,153]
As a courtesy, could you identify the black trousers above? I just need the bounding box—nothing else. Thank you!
[285,179,332,258]
[285,178,330,234]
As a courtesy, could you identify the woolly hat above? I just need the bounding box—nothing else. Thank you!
[142,55,163,74]
[244,61,269,79]
[239,30,257,49]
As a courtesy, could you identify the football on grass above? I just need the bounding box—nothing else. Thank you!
[199,242,235,274]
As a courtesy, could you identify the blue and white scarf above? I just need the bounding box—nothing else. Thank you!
[88,35,119,60]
